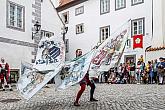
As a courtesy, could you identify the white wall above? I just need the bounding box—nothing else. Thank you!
[0,42,33,69]
[51,0,60,8]
[0,0,33,42]
[151,0,164,47]
[0,0,34,69]
[41,0,63,38]
[59,0,152,62]
[146,50,165,62]
[162,0,165,45]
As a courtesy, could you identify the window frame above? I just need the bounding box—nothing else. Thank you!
[41,30,54,38]
[115,0,126,11]
[100,0,110,15]
[131,18,145,37]
[131,0,144,6]
[6,0,25,31]
[76,23,84,34]
[75,6,84,16]
[62,11,69,24]
[100,25,110,43]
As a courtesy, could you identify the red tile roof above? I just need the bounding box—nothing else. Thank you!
[146,46,165,52]
[59,0,74,6]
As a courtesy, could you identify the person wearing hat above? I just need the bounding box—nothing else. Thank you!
[157,57,165,84]
[0,58,13,91]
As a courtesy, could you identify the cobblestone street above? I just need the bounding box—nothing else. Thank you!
[1,84,165,110]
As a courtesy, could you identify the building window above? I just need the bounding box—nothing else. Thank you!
[76,23,84,34]
[100,26,110,42]
[131,0,144,6]
[7,1,25,31]
[126,39,131,48]
[41,30,54,38]
[65,39,69,53]
[10,69,19,83]
[100,0,110,14]
[115,0,126,10]
[131,18,145,36]
[62,11,69,24]
[75,6,84,16]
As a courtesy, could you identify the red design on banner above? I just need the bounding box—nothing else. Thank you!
[92,49,107,65]
[133,35,143,49]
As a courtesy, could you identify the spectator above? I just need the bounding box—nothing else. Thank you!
[146,61,153,84]
[157,57,165,85]
[152,59,158,84]
[129,60,136,84]
[136,61,141,84]
[0,58,13,91]
[118,63,124,82]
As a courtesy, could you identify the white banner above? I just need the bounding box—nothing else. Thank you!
[89,23,129,73]
[17,36,65,100]
[58,50,95,90]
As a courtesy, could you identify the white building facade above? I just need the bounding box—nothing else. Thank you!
[0,0,63,82]
[57,0,156,63]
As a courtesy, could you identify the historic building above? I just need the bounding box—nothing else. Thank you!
[56,0,165,63]
[145,0,165,61]
[0,0,63,82]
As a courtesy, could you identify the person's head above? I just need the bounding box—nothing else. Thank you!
[1,57,5,63]
[148,61,151,65]
[163,58,165,62]
[154,59,157,63]
[159,57,164,62]
[137,61,141,65]
[131,59,134,63]
[76,49,82,57]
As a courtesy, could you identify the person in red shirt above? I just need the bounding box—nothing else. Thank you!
[0,58,13,91]
[74,49,98,106]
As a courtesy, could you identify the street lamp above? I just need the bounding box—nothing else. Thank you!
[32,21,41,40]
[62,26,68,42]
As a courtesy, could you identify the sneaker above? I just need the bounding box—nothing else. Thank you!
[74,102,80,106]
[10,89,13,91]
[90,98,98,101]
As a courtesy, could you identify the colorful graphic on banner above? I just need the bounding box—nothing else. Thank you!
[34,37,65,71]
[17,36,65,100]
[58,50,95,90]
[89,23,129,73]
[133,34,143,49]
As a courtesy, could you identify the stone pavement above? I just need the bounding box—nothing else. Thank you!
[1,84,165,110]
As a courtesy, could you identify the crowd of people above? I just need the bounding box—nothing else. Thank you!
[100,56,165,85]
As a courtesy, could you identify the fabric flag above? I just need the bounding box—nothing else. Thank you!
[89,22,129,74]
[17,36,65,100]
[133,34,143,49]
[57,50,95,90]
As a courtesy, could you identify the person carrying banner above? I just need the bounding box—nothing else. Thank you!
[74,49,98,106]
[0,58,13,91]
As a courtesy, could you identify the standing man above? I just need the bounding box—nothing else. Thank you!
[153,59,158,84]
[157,57,165,85]
[74,49,98,106]
[0,58,13,91]
[129,60,136,84]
